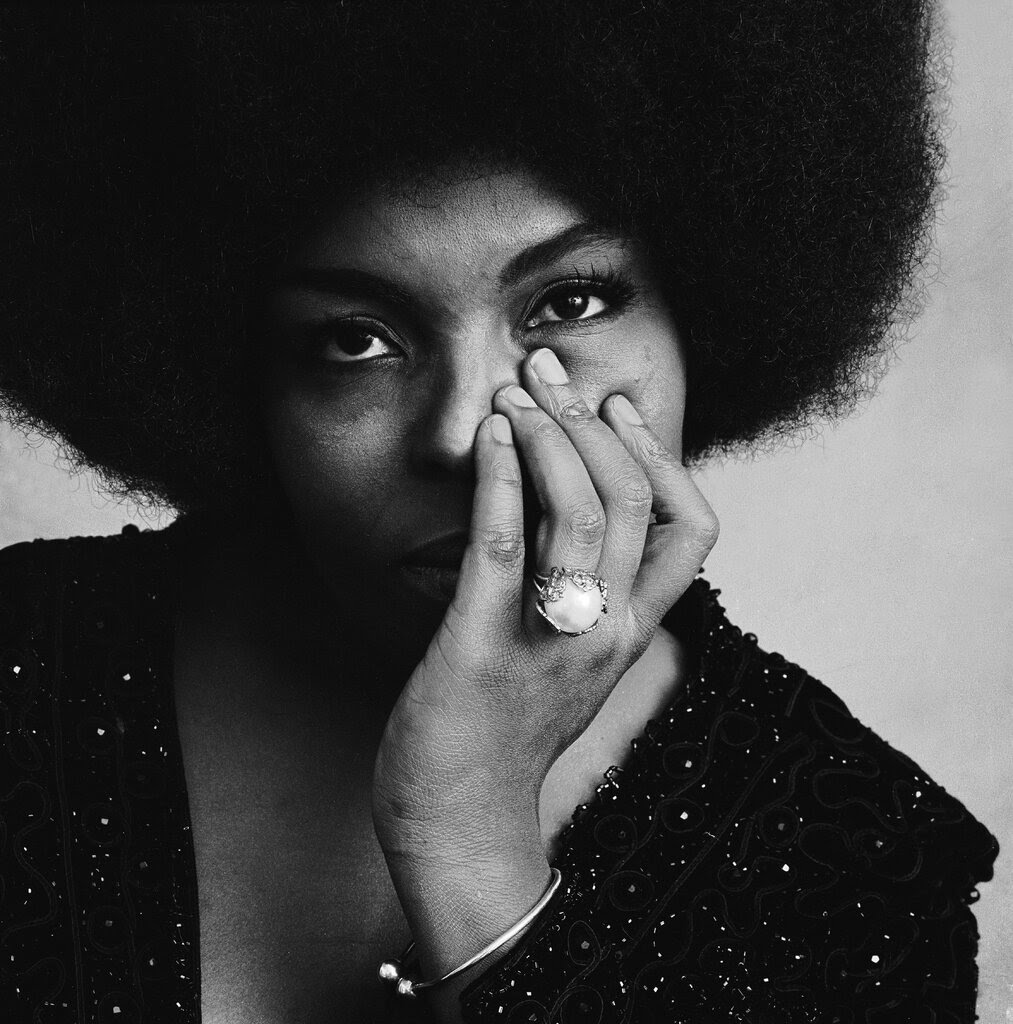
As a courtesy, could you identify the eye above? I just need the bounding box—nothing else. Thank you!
[525,287,610,328]
[303,319,400,365]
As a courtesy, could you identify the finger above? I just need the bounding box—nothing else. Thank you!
[454,414,526,633]
[491,384,606,579]
[520,348,653,600]
[601,394,719,630]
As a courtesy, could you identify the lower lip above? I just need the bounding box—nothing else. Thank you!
[400,564,461,603]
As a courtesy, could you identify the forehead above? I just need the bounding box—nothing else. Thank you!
[293,167,595,279]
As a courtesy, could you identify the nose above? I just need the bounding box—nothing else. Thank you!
[408,327,521,478]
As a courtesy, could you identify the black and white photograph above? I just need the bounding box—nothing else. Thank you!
[1,3,1009,1022]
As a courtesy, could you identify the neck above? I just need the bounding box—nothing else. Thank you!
[173,513,434,722]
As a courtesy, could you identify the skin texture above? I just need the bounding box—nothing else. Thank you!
[258,167,719,1020]
[264,169,693,652]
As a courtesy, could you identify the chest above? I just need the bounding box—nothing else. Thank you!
[173,626,684,1022]
[186,761,415,1022]
[174,650,415,1021]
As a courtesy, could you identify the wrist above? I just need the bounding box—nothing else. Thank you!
[382,866,562,1024]
[374,806,543,867]
[372,767,544,858]
[381,835,551,976]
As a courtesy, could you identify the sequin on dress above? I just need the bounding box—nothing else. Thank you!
[0,524,999,1023]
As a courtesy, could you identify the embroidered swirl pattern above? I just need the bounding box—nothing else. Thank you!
[0,527,999,1023]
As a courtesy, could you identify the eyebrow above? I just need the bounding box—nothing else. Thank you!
[274,266,423,315]
[275,221,627,308]
[498,222,627,287]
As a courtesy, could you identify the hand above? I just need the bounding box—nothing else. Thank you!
[371,347,718,1007]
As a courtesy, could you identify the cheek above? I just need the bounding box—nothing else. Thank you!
[575,321,686,453]
[633,330,687,448]
[262,390,403,530]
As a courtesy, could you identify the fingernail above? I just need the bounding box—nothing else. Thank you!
[612,394,643,425]
[531,348,569,385]
[489,415,513,444]
[503,385,537,407]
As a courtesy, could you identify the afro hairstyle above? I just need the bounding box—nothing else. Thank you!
[0,1,945,511]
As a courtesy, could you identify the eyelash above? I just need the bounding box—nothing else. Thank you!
[522,266,639,330]
[296,266,639,370]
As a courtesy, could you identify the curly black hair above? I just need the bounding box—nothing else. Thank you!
[0,1,943,512]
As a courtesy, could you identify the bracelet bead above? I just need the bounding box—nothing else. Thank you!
[376,959,402,983]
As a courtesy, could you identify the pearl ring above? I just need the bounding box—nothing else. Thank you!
[532,567,609,636]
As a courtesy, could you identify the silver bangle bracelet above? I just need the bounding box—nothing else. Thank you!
[377,867,563,999]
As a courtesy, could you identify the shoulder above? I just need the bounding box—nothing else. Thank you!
[0,530,120,646]
[0,524,150,599]
[463,586,1000,1022]
[652,589,999,908]
[716,615,999,896]
[0,522,175,600]
[0,525,178,694]
[563,582,998,902]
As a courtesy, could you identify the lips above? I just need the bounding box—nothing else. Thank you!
[401,532,469,570]
[400,532,469,604]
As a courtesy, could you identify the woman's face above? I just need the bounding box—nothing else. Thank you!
[263,166,687,635]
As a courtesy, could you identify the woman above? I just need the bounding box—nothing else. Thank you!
[0,4,999,1022]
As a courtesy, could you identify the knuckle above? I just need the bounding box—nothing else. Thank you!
[578,643,615,681]
[624,606,654,654]
[492,464,523,489]
[481,526,525,569]
[611,472,653,519]
[642,432,680,470]
[563,501,607,545]
[532,418,566,447]
[628,627,654,665]
[694,507,721,551]
[558,394,594,421]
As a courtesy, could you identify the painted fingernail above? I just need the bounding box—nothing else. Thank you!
[489,415,513,444]
[531,348,569,385]
[612,394,643,425]
[503,385,537,407]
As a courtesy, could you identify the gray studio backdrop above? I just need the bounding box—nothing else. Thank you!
[1,0,1010,1017]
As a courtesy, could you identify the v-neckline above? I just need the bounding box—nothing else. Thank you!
[149,516,715,1018]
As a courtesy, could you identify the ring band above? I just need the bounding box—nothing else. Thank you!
[533,566,608,636]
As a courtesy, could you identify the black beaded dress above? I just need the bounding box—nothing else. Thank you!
[0,522,999,1023]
